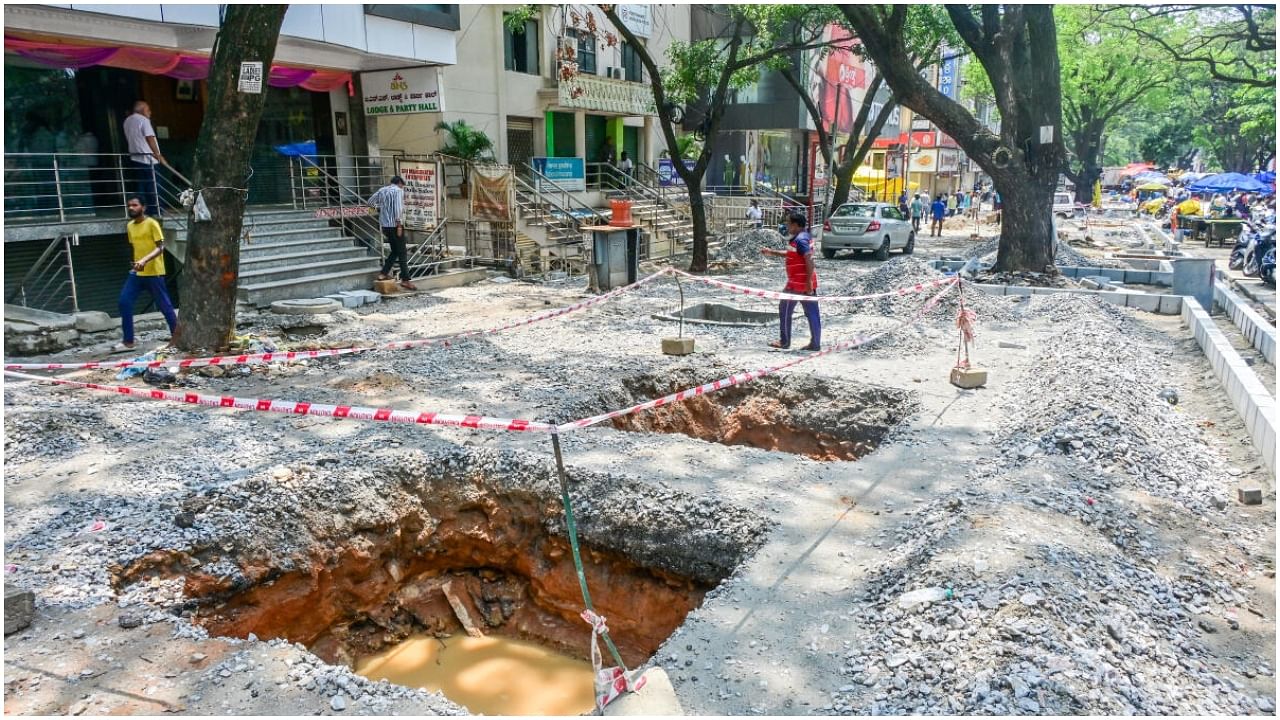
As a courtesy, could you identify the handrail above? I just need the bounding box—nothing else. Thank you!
[290,155,384,259]
[405,218,452,279]
[6,234,78,313]
[5,236,67,305]
[518,161,608,229]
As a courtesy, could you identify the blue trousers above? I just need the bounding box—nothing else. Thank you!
[779,288,821,349]
[119,273,177,343]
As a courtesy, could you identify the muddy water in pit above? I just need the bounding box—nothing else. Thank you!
[356,634,594,716]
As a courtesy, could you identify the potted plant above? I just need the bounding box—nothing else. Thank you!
[435,120,495,198]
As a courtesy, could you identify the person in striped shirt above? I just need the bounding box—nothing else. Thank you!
[370,176,416,290]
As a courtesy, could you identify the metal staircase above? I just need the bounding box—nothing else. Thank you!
[592,162,695,260]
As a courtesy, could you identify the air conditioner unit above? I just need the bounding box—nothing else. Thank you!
[608,67,621,80]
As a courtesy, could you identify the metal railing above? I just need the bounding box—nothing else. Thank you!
[4,152,190,229]
[286,155,386,260]
[6,234,79,314]
[404,219,455,279]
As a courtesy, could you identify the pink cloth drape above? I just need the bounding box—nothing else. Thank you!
[5,36,351,92]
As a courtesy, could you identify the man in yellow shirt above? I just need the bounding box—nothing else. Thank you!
[114,196,178,352]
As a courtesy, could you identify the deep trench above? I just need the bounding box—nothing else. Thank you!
[113,454,767,672]
[602,370,917,461]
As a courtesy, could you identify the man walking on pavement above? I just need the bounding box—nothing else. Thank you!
[931,195,946,237]
[114,196,178,352]
[761,211,820,351]
[910,194,924,233]
[370,176,417,290]
[123,101,165,218]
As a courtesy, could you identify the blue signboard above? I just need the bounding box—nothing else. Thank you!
[658,158,695,187]
[938,51,959,100]
[532,156,586,192]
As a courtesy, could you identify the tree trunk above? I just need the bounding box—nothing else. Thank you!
[687,184,709,272]
[994,175,1056,271]
[177,5,288,352]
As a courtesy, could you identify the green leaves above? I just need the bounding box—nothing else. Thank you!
[434,120,495,163]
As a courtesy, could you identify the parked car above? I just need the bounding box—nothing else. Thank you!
[821,202,914,260]
[1053,192,1079,219]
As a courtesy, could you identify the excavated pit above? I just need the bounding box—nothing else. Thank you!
[597,370,917,461]
[113,450,768,711]
[653,302,778,326]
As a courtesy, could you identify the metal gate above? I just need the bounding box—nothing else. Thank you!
[506,117,535,169]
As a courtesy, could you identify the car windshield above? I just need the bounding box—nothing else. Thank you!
[833,204,877,219]
[1054,195,1072,204]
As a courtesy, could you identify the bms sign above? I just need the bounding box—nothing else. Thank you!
[361,67,444,115]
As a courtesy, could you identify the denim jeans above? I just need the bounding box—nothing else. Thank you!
[119,273,177,343]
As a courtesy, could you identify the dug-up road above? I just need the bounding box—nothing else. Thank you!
[4,220,1275,716]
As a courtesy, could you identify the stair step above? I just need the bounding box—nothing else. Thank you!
[238,267,382,307]
[245,226,351,242]
[240,246,370,270]
[240,236,360,259]
[237,256,379,285]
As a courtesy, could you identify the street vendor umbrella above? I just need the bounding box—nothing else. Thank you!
[1118,162,1155,177]
[1136,182,1169,191]
[1188,172,1270,193]
[1132,171,1170,185]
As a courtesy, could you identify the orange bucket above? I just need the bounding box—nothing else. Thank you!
[609,199,633,227]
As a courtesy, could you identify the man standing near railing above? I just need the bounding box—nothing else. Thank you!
[370,175,417,291]
[113,197,178,353]
[123,101,165,218]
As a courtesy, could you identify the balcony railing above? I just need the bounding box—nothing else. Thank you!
[556,73,656,115]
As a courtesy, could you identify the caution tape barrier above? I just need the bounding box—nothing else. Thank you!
[3,278,959,435]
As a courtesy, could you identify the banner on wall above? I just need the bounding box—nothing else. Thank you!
[362,67,443,115]
[470,166,515,221]
[657,158,694,186]
[909,149,938,174]
[616,5,653,37]
[938,150,960,174]
[532,157,586,192]
[397,160,440,230]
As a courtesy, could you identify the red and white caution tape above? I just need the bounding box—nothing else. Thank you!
[1,370,555,433]
[556,278,958,432]
[669,268,954,303]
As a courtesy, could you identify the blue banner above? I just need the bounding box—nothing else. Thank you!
[532,156,585,192]
[938,52,959,100]
[658,158,695,187]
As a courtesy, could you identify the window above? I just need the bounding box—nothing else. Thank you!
[833,204,877,219]
[621,41,643,82]
[364,5,460,31]
[882,207,904,221]
[567,29,596,75]
[504,15,539,75]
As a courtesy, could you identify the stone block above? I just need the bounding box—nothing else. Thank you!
[73,310,115,333]
[1237,487,1263,505]
[373,279,401,295]
[603,667,683,717]
[325,293,363,309]
[1126,293,1161,313]
[950,366,988,389]
[4,586,34,635]
[347,290,382,305]
[662,336,695,356]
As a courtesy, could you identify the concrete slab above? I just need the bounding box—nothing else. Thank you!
[3,304,75,330]
[1158,295,1184,315]
[603,667,683,716]
[269,298,343,316]
[325,293,363,309]
[72,311,116,333]
[347,290,382,305]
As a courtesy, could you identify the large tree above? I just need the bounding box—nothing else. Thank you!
[1058,5,1170,202]
[601,4,838,273]
[1096,4,1275,88]
[177,5,288,352]
[839,4,1066,272]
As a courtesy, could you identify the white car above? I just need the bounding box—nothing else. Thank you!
[1053,192,1079,219]
[821,202,915,260]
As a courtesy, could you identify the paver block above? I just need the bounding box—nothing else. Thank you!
[4,585,34,635]
[325,293,362,309]
[662,336,695,356]
[1127,293,1161,313]
[347,290,381,305]
[950,366,988,389]
[1237,487,1263,505]
[373,279,401,295]
[1158,294,1184,314]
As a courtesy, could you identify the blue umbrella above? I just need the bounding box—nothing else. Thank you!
[1187,172,1269,193]
[1255,171,1276,185]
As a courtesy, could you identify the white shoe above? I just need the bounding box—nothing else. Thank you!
[110,342,137,354]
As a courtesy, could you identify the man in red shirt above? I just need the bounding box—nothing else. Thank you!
[761,211,821,350]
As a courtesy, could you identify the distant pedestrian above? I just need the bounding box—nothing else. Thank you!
[123,101,165,218]
[113,196,178,352]
[947,192,958,217]
[930,196,946,237]
[910,194,924,232]
[619,151,634,176]
[761,211,820,351]
[370,176,417,291]
[746,198,763,229]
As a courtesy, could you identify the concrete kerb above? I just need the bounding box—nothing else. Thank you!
[1181,297,1277,474]
[968,283,1185,315]
[1213,281,1276,364]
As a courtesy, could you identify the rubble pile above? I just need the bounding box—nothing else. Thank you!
[831,256,1021,322]
[714,229,786,264]
[1054,240,1128,269]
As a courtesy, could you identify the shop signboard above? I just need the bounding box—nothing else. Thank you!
[938,48,959,100]
[532,157,586,192]
[362,67,444,115]
[909,149,938,174]
[398,160,440,230]
[616,5,652,37]
[657,157,694,186]
[938,150,960,174]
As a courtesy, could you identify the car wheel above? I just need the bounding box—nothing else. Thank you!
[874,237,891,261]
[821,247,836,259]
[903,232,915,254]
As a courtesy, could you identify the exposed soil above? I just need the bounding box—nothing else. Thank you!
[605,371,916,461]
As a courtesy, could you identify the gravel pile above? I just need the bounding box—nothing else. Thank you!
[814,292,1274,715]
[1055,239,1128,269]
[831,256,1021,322]
[714,229,785,264]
